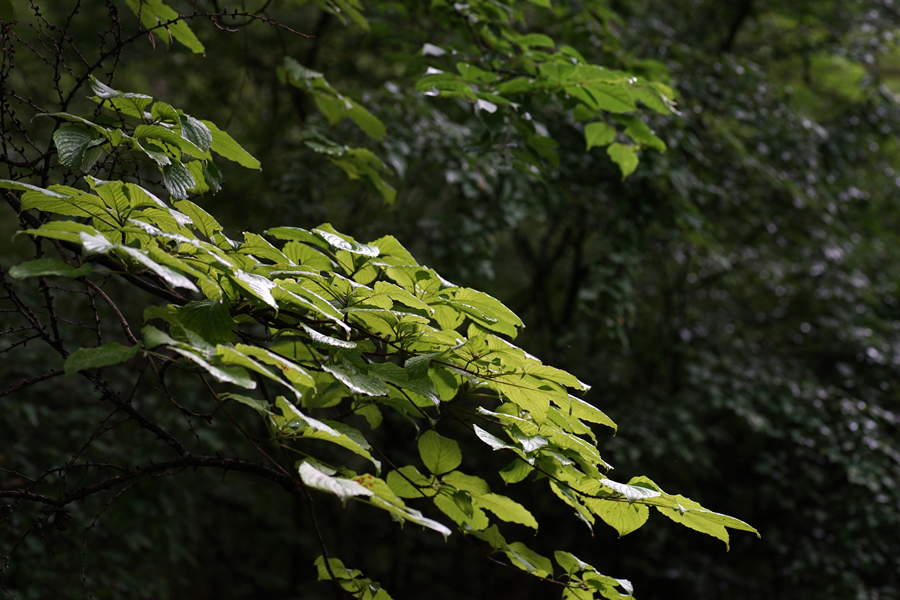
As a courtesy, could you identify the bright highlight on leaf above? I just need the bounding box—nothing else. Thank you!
[299,461,373,504]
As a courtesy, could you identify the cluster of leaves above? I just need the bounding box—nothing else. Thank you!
[412,0,674,178]
[278,57,396,202]
[47,76,258,198]
[0,13,756,588]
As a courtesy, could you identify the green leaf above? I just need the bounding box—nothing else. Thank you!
[485,377,551,424]
[569,82,635,113]
[591,500,649,537]
[134,124,205,156]
[373,281,433,314]
[124,0,204,53]
[128,136,171,165]
[346,100,386,140]
[85,176,130,213]
[217,345,286,390]
[634,86,675,114]
[404,353,440,380]
[8,258,90,280]
[239,232,289,264]
[418,430,462,475]
[370,498,451,537]
[417,79,478,101]
[314,225,380,257]
[274,396,340,436]
[79,232,199,292]
[554,551,591,575]
[175,300,233,345]
[283,242,333,270]
[299,461,373,505]
[451,489,475,518]
[500,459,534,484]
[553,395,617,432]
[313,556,357,582]
[173,199,223,238]
[474,493,538,529]
[441,471,491,495]
[434,491,489,530]
[64,343,141,378]
[162,161,196,199]
[324,363,390,396]
[141,325,178,349]
[21,221,101,244]
[655,495,759,550]
[170,346,256,389]
[473,424,517,452]
[512,33,556,48]
[0,179,69,198]
[585,122,616,150]
[355,403,382,429]
[497,77,539,95]
[386,465,438,499]
[466,524,504,551]
[266,225,329,249]
[616,115,666,151]
[178,114,213,153]
[540,62,578,84]
[274,283,349,330]
[456,63,497,83]
[366,362,440,405]
[201,120,261,169]
[232,270,278,309]
[220,393,272,415]
[607,143,638,179]
[235,344,316,390]
[90,77,154,119]
[53,124,102,170]
[302,324,356,349]
[505,542,553,578]
[600,478,662,503]
[277,56,324,84]
[20,188,110,220]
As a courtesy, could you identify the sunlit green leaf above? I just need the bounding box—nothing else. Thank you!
[505,542,553,578]
[201,119,261,169]
[585,121,617,150]
[474,493,538,529]
[418,430,462,475]
[607,143,638,178]
[299,460,373,504]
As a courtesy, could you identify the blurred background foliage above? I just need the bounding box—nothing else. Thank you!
[2,0,900,598]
